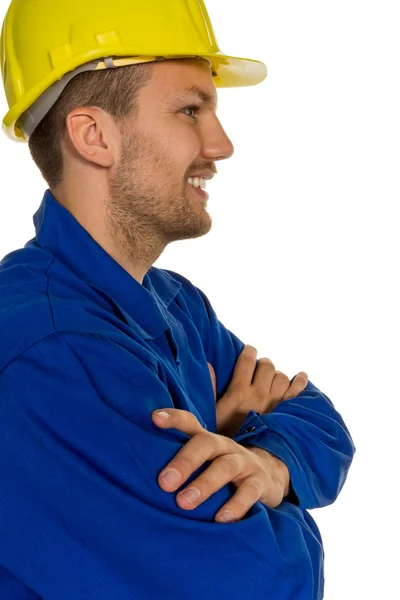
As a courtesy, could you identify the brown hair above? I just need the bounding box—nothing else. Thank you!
[28,63,153,189]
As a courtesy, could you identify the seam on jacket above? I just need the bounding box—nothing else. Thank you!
[43,255,57,331]
[0,331,157,379]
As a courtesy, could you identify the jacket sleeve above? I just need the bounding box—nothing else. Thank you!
[0,331,304,600]
[171,274,356,511]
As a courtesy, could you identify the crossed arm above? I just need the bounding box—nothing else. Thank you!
[164,268,357,512]
[0,331,333,599]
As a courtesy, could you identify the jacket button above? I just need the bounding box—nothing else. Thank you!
[244,426,256,434]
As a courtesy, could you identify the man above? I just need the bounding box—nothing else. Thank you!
[0,1,355,598]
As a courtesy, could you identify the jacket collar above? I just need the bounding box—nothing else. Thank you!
[33,190,182,340]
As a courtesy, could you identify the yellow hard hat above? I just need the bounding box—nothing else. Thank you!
[0,0,267,143]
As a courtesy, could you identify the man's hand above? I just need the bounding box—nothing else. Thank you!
[152,408,289,522]
[210,345,309,437]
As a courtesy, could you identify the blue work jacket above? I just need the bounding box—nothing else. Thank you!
[0,189,356,599]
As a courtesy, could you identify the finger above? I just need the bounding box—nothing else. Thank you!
[251,357,276,392]
[176,452,243,511]
[207,362,217,402]
[282,372,308,400]
[229,345,258,391]
[157,431,221,492]
[214,476,262,523]
[269,370,291,404]
[151,408,204,437]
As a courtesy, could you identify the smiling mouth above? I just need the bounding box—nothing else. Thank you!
[186,180,209,202]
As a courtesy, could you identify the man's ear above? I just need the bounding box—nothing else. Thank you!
[64,107,119,169]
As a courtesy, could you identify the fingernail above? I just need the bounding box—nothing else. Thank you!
[219,510,234,523]
[161,469,181,485]
[156,411,171,420]
[180,488,201,504]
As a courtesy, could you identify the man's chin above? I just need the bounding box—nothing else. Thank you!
[166,214,212,242]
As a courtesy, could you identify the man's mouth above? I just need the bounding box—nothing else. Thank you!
[187,177,207,191]
[186,178,209,201]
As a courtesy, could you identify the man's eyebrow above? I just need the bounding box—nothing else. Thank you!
[171,86,218,110]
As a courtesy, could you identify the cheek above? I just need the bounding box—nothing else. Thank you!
[135,120,201,180]
[166,121,201,159]
[161,142,199,184]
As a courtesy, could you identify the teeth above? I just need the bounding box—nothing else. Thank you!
[187,177,207,190]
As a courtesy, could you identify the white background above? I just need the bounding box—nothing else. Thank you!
[1,1,399,597]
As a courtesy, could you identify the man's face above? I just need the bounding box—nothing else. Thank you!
[106,58,234,256]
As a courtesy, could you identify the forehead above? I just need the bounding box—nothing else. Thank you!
[146,58,218,109]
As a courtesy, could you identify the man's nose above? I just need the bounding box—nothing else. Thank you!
[202,117,235,162]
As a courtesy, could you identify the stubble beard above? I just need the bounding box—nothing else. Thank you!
[106,131,212,267]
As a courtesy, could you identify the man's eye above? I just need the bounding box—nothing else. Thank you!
[182,106,200,118]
